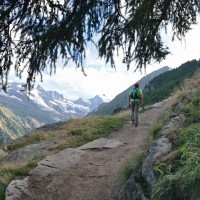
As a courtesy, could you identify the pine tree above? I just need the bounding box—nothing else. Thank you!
[0,0,199,90]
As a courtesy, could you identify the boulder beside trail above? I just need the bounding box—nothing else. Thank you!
[2,139,58,164]
[5,148,85,200]
[78,138,124,150]
[5,138,124,200]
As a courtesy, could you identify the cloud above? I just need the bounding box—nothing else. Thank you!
[8,19,200,101]
[38,63,144,100]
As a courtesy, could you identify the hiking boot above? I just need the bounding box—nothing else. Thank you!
[135,123,139,127]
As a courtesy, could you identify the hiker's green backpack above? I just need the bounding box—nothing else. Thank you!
[131,88,140,100]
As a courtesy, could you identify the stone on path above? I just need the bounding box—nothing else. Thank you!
[78,138,124,150]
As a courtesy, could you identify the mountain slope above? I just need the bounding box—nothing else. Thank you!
[87,66,171,116]
[0,106,41,141]
[143,59,200,105]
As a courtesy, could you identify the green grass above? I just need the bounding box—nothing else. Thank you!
[0,140,4,149]
[149,74,200,200]
[7,113,130,152]
[149,123,163,139]
[176,85,200,124]
[151,123,200,200]
[0,153,45,200]
[121,164,134,183]
[0,155,4,162]
[120,152,145,183]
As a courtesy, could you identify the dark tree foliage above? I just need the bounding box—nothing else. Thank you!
[0,0,200,90]
[143,59,200,105]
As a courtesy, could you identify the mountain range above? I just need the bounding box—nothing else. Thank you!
[0,83,109,141]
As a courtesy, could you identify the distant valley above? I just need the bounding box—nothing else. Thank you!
[0,83,109,141]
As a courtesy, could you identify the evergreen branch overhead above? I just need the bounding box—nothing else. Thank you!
[0,0,200,90]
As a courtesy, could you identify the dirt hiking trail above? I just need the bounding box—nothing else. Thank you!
[6,97,176,200]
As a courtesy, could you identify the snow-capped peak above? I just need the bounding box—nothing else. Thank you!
[0,82,110,120]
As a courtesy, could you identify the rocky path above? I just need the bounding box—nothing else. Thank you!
[5,97,175,200]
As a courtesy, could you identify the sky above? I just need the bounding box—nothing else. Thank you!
[9,22,200,101]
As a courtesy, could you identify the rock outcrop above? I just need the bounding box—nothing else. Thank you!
[78,138,123,150]
[2,139,58,164]
[5,138,123,200]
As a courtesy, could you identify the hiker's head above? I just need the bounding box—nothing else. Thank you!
[135,83,139,88]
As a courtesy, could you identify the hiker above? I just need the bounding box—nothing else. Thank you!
[128,83,144,127]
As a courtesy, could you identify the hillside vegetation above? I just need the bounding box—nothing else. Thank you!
[143,59,200,105]
[0,106,42,141]
[150,70,200,200]
[119,69,200,200]
[5,113,131,152]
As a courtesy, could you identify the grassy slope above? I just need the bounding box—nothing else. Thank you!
[151,70,200,200]
[5,111,131,151]
[143,59,200,105]
[0,106,42,140]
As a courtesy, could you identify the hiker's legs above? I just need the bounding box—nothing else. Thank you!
[131,101,135,122]
[134,102,140,125]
